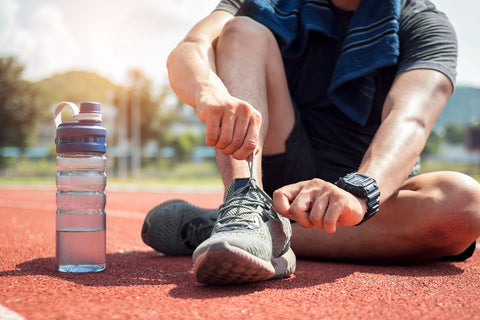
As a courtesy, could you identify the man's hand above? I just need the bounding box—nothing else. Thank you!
[195,81,262,160]
[273,179,368,233]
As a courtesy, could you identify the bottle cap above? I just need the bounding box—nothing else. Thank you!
[55,102,107,153]
[80,102,101,114]
[75,102,102,123]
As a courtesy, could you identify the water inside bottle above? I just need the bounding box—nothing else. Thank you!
[56,213,106,273]
[55,102,107,273]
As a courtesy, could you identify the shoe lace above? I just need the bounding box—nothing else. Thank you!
[216,155,274,230]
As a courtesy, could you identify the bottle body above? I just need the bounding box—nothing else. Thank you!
[55,152,106,272]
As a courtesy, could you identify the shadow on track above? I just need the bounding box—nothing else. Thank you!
[1,251,465,299]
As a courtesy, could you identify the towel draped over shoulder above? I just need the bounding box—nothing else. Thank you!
[238,0,401,125]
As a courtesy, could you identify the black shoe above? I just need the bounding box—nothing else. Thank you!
[141,199,217,256]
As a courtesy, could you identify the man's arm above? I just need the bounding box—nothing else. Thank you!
[166,10,234,108]
[167,10,262,159]
[273,69,453,232]
[359,69,453,204]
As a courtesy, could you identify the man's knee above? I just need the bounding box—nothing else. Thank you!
[217,16,277,51]
[436,172,480,233]
[417,172,480,254]
[450,172,480,234]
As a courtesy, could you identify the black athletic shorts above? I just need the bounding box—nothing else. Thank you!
[261,109,476,261]
[262,108,358,196]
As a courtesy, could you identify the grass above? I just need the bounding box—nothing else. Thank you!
[109,161,223,190]
[0,159,223,189]
[0,159,478,188]
[419,160,480,181]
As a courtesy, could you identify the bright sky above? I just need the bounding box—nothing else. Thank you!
[0,0,479,87]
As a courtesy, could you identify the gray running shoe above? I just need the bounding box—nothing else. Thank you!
[141,199,217,256]
[192,178,296,285]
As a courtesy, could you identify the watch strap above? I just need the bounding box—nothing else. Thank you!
[336,173,380,225]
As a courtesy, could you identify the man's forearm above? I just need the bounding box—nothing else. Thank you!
[166,10,233,109]
[358,69,453,204]
[167,41,218,108]
[359,108,430,203]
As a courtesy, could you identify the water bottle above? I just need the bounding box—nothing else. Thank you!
[54,101,107,273]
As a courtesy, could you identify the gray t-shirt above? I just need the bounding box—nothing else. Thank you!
[213,0,457,166]
[214,0,457,86]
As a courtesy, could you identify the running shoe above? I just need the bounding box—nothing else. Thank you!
[192,177,296,284]
[141,199,217,256]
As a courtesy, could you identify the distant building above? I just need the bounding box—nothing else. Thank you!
[425,143,480,163]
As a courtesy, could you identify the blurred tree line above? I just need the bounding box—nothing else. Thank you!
[1,55,477,171]
[422,123,466,157]
[0,55,206,169]
[0,56,50,150]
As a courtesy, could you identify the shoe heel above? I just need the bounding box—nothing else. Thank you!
[271,247,296,278]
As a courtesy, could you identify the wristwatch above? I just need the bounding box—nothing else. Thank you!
[336,172,380,225]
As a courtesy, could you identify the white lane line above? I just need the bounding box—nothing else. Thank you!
[0,305,25,320]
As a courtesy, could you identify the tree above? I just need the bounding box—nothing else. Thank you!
[0,56,48,149]
[113,70,181,148]
[422,131,442,157]
[171,131,203,162]
[33,70,120,104]
[444,123,464,144]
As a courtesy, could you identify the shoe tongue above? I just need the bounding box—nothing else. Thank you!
[222,178,265,219]
[224,178,250,201]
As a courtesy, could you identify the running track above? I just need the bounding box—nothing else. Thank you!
[1,186,479,319]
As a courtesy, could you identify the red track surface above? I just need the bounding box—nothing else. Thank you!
[1,186,480,320]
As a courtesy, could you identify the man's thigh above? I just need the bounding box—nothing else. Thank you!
[290,171,479,263]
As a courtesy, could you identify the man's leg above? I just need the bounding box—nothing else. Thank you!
[191,17,299,284]
[141,17,296,265]
[291,171,480,263]
[213,16,295,188]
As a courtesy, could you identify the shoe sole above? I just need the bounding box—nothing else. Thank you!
[193,240,295,285]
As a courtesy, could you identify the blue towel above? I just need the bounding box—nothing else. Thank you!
[238,0,401,125]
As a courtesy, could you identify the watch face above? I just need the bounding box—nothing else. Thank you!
[347,173,369,186]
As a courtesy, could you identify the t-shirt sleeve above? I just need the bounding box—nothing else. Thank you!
[214,0,244,15]
[397,1,458,87]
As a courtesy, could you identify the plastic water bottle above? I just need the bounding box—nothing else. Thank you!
[54,101,107,273]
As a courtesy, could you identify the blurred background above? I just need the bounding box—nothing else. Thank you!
[0,0,479,188]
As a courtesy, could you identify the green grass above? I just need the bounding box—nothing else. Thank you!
[1,159,477,188]
[419,160,480,181]
[109,162,223,190]
[0,159,222,189]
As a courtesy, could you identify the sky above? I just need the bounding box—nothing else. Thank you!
[0,0,479,88]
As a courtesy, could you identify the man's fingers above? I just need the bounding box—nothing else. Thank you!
[215,115,235,150]
[273,185,298,217]
[273,182,315,228]
[231,119,260,160]
[204,114,222,146]
[222,113,249,156]
[320,199,342,233]
[203,101,261,160]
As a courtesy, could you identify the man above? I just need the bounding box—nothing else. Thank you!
[141,0,480,285]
